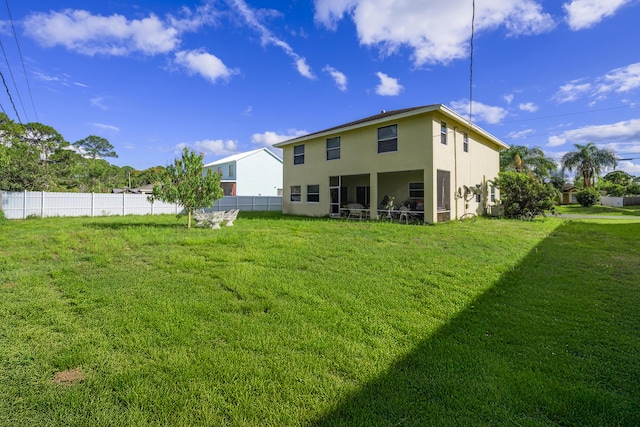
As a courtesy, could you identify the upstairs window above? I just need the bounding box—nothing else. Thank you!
[293,145,305,165]
[463,133,469,152]
[378,124,398,153]
[441,121,448,145]
[307,185,320,203]
[326,137,340,160]
[229,164,235,178]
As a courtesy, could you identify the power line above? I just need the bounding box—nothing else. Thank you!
[0,69,21,123]
[4,0,38,122]
[0,38,28,122]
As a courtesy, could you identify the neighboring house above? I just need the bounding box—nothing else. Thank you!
[274,104,508,223]
[113,184,154,194]
[561,184,579,204]
[203,148,283,196]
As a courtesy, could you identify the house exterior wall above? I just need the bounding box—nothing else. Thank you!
[236,150,283,196]
[279,106,504,223]
[204,149,283,197]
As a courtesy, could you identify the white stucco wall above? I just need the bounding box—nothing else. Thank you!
[236,151,283,196]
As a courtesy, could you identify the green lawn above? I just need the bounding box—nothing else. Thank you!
[555,203,640,216]
[1,213,638,426]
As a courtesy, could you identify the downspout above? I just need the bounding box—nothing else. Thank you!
[453,126,459,219]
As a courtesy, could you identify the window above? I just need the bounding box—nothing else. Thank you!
[378,124,398,153]
[326,137,340,160]
[293,145,305,165]
[476,184,482,203]
[216,167,223,175]
[409,182,424,199]
[441,121,448,145]
[463,133,469,152]
[307,185,320,203]
[490,185,495,203]
[229,164,235,178]
[290,186,301,202]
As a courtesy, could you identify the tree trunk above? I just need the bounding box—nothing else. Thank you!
[187,209,192,229]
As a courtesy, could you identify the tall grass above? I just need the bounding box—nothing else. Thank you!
[0,213,638,426]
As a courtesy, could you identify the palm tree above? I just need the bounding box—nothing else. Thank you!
[500,145,557,181]
[561,143,617,188]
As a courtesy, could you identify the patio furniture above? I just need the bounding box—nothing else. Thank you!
[194,210,226,229]
[223,209,239,226]
[345,203,368,220]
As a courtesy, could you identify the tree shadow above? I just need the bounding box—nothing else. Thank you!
[310,221,640,426]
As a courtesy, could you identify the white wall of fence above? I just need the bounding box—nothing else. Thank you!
[601,196,624,207]
[1,191,282,219]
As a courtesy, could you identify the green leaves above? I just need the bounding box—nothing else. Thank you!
[149,148,223,228]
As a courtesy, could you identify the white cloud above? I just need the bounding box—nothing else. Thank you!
[507,129,535,139]
[555,63,640,103]
[504,94,514,104]
[324,65,348,91]
[174,49,237,83]
[375,72,402,96]
[519,102,539,112]
[616,160,640,174]
[229,0,315,79]
[547,119,640,147]
[175,139,239,156]
[90,97,108,110]
[252,129,308,147]
[450,100,508,124]
[23,10,181,56]
[596,63,640,95]
[314,0,554,66]
[563,0,630,30]
[553,80,593,103]
[91,123,120,132]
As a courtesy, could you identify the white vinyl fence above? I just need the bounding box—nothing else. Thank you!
[1,191,282,219]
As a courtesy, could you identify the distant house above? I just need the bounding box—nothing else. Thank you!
[561,184,579,204]
[203,148,283,196]
[274,104,508,223]
[113,184,154,194]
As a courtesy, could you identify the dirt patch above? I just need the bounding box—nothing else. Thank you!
[51,368,85,385]
[3,282,17,289]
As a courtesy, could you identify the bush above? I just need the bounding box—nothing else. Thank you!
[0,209,5,222]
[493,171,557,220]
[576,187,601,207]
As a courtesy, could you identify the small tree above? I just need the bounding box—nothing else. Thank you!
[149,148,223,228]
[493,171,557,219]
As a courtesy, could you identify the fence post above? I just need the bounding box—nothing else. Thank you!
[91,193,95,217]
[41,191,45,218]
[23,190,27,219]
[123,193,126,216]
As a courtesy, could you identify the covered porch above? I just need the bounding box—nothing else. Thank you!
[329,169,450,223]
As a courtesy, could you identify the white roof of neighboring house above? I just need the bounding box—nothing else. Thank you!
[204,147,282,168]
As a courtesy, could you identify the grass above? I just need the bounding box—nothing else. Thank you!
[1,212,638,426]
[555,203,640,216]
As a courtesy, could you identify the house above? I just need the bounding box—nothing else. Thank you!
[273,104,509,223]
[560,184,579,204]
[203,148,283,196]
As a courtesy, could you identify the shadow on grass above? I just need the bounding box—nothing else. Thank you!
[311,221,640,426]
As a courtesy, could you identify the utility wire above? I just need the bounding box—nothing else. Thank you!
[5,0,38,122]
[0,69,21,123]
[0,38,28,122]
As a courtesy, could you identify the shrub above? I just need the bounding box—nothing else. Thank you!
[493,171,557,220]
[0,209,6,222]
[576,187,601,207]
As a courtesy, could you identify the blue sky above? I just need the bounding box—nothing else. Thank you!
[1,0,640,177]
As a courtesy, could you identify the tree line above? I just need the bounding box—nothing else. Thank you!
[497,142,640,217]
[0,113,165,193]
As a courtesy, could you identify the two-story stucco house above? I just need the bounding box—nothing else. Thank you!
[203,148,283,196]
[274,104,509,223]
